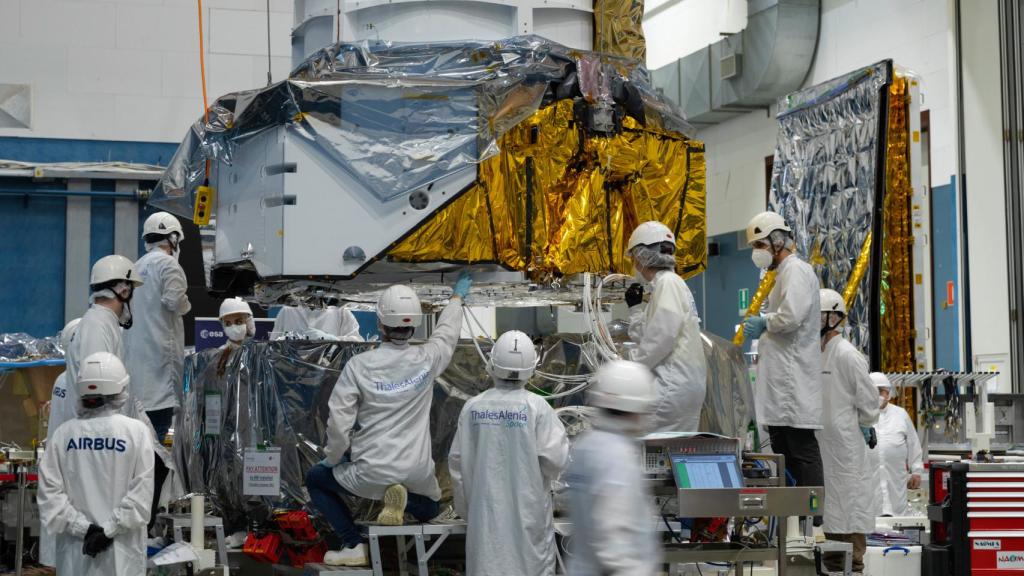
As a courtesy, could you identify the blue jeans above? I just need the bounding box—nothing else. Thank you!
[305,464,439,548]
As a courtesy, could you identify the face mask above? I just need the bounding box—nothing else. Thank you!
[113,283,134,329]
[879,395,889,410]
[820,312,843,338]
[751,248,773,269]
[118,302,133,329]
[224,324,248,343]
[633,266,646,284]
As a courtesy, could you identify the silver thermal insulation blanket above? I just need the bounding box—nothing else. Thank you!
[175,333,750,529]
[768,60,893,364]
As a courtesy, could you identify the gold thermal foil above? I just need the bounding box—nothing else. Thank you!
[880,76,916,372]
[388,100,708,280]
[594,0,647,62]
[843,231,872,312]
[733,270,777,346]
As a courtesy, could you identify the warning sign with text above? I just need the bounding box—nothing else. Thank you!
[243,448,281,497]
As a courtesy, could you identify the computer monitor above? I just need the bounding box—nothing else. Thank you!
[670,453,743,489]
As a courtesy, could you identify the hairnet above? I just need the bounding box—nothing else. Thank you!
[90,281,131,302]
[90,288,116,303]
[491,376,526,389]
[381,325,415,342]
[768,229,795,252]
[76,389,129,418]
[629,243,676,271]
[144,240,172,253]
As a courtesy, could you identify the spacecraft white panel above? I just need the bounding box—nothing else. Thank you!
[214,124,478,279]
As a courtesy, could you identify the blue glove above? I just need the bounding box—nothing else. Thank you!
[317,458,331,468]
[452,272,473,300]
[743,315,767,339]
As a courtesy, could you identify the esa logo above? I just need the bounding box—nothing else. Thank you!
[200,329,225,339]
[53,387,66,399]
[66,437,127,452]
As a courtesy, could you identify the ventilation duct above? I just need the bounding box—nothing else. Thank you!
[652,0,820,126]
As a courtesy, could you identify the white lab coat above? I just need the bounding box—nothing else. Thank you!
[628,270,707,432]
[272,306,363,341]
[877,403,923,516]
[567,421,661,576]
[449,383,569,576]
[323,301,463,500]
[123,250,191,412]
[38,411,154,576]
[46,372,73,448]
[66,305,124,399]
[754,254,822,429]
[41,370,76,567]
[817,335,879,534]
[62,303,179,499]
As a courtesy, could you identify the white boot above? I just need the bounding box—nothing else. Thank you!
[324,544,369,567]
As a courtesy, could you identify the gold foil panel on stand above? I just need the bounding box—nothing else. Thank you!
[733,270,777,346]
[880,75,916,372]
[388,100,708,280]
[842,231,872,311]
[593,0,646,62]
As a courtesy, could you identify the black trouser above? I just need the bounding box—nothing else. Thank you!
[768,426,824,525]
[147,408,175,532]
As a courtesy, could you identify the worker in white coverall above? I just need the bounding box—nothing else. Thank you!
[123,212,191,440]
[741,211,825,524]
[872,372,924,516]
[46,318,82,450]
[449,330,569,576]
[817,289,880,573]
[38,352,154,576]
[219,297,255,350]
[624,220,707,432]
[306,274,471,567]
[65,255,143,390]
[272,303,362,341]
[40,317,81,567]
[567,360,661,576]
[122,212,191,531]
[216,297,255,376]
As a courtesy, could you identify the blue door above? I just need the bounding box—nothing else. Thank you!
[931,177,961,370]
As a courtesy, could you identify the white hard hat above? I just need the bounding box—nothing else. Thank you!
[90,255,143,288]
[77,352,129,397]
[820,289,846,315]
[745,211,791,245]
[220,297,256,335]
[143,212,185,241]
[488,330,538,381]
[870,372,892,391]
[59,318,81,351]
[376,285,423,328]
[588,360,656,414]
[219,297,253,320]
[627,221,675,252]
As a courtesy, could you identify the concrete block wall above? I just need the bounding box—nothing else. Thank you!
[0,0,295,143]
